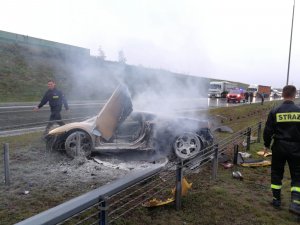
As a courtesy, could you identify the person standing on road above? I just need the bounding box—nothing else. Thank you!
[260,92,265,105]
[34,80,69,134]
[249,92,254,104]
[263,85,300,214]
[244,91,249,103]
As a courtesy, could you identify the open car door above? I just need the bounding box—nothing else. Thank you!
[95,85,133,141]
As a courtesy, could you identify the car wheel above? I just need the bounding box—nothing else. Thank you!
[64,130,92,158]
[173,132,202,160]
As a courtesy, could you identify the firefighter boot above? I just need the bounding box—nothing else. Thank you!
[271,189,281,209]
[289,192,300,215]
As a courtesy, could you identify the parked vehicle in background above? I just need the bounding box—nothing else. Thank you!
[247,84,258,97]
[226,89,246,103]
[270,88,282,98]
[247,84,271,97]
[208,81,238,98]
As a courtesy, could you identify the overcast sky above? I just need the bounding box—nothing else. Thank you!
[1,0,299,88]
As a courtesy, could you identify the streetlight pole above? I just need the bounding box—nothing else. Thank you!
[286,0,295,85]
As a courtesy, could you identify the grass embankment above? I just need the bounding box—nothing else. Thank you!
[1,41,250,102]
[1,100,300,225]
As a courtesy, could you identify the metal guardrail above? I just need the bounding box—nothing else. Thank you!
[15,163,165,225]
[12,121,263,225]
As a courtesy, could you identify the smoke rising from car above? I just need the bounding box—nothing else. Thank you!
[55,55,210,116]
[60,57,211,159]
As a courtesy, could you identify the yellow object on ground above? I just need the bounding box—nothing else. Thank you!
[257,151,272,157]
[142,198,175,207]
[241,160,271,167]
[143,177,192,207]
[171,177,193,196]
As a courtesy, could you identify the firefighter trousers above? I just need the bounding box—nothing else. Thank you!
[271,140,300,189]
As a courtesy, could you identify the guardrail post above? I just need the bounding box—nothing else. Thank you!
[233,144,239,165]
[76,132,81,156]
[212,144,219,180]
[246,127,251,151]
[99,197,108,225]
[4,143,10,185]
[257,122,262,143]
[175,161,183,210]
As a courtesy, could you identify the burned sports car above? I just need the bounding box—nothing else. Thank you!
[46,85,214,160]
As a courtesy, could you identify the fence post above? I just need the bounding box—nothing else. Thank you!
[257,122,262,143]
[246,127,251,151]
[212,144,219,180]
[175,161,183,210]
[4,143,10,185]
[75,132,81,156]
[99,197,108,225]
[233,144,239,165]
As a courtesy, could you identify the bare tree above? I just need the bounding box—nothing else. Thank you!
[98,46,106,60]
[118,50,126,64]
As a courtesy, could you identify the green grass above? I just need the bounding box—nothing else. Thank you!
[2,100,300,225]
[115,101,300,225]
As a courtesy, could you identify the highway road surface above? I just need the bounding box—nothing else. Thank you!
[0,97,276,136]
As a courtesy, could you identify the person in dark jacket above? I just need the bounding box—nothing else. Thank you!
[34,80,69,134]
[263,85,300,214]
[249,92,254,104]
[259,92,265,105]
[244,91,249,103]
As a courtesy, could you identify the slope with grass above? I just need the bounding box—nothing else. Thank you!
[0,40,249,102]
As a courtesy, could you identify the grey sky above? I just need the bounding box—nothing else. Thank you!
[1,0,299,88]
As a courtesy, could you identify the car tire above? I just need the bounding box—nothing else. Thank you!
[173,132,203,160]
[64,130,92,158]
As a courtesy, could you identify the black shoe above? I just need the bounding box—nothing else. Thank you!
[271,199,281,209]
[289,202,300,215]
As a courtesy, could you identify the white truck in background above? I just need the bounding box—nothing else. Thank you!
[208,81,238,98]
[247,84,259,97]
[270,88,282,98]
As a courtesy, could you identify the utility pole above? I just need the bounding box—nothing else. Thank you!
[286,0,295,85]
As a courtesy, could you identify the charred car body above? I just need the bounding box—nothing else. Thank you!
[46,85,214,160]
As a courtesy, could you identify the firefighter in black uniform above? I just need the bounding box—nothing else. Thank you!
[34,80,69,134]
[263,85,300,214]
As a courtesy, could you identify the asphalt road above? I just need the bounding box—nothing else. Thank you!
[0,96,273,135]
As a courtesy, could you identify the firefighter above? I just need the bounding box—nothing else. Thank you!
[263,85,300,214]
[34,80,69,134]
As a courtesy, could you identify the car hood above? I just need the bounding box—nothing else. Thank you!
[48,121,94,135]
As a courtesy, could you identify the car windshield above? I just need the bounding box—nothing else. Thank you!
[209,84,221,89]
[247,88,257,92]
[229,90,241,94]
